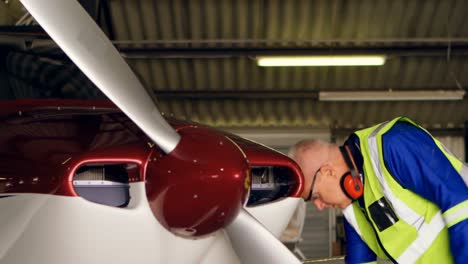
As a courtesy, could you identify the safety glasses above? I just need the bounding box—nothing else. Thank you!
[304,169,320,202]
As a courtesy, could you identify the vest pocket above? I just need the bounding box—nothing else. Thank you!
[368,196,399,231]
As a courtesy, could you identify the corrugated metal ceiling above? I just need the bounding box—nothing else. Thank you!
[109,0,468,42]
[106,0,468,130]
[1,0,467,132]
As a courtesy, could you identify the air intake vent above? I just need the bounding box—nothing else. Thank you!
[246,166,297,207]
[73,165,130,207]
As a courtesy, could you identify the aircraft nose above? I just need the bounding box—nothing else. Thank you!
[145,126,250,238]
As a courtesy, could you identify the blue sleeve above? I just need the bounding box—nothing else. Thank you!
[382,121,468,264]
[344,217,376,264]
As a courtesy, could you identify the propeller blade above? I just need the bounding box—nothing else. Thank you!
[225,209,301,264]
[20,0,180,154]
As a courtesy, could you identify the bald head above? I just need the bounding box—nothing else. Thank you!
[289,139,352,208]
[289,139,331,161]
[289,139,334,199]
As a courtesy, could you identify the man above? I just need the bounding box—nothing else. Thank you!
[289,117,468,264]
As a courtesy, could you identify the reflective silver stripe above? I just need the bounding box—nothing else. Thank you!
[368,121,445,262]
[443,200,468,227]
[397,211,445,263]
[368,123,423,226]
[460,164,468,186]
[342,204,363,237]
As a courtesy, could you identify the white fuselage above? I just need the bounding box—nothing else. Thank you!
[0,183,300,264]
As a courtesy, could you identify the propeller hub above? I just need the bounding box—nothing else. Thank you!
[145,126,250,237]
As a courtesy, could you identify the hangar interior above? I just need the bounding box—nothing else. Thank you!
[0,0,467,262]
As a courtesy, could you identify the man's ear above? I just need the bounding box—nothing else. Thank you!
[321,163,339,179]
[320,163,333,176]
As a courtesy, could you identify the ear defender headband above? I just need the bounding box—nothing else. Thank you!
[339,145,363,200]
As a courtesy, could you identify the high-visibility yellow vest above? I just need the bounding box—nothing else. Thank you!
[342,117,467,263]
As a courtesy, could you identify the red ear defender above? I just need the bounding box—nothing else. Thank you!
[339,146,363,200]
[340,172,363,200]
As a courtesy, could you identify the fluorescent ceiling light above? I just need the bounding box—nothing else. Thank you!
[319,90,466,101]
[256,55,386,67]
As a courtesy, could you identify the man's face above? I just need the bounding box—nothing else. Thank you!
[298,149,350,211]
[310,166,350,210]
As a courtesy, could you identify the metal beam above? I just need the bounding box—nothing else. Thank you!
[0,26,47,38]
[2,32,468,58]
[119,45,468,59]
